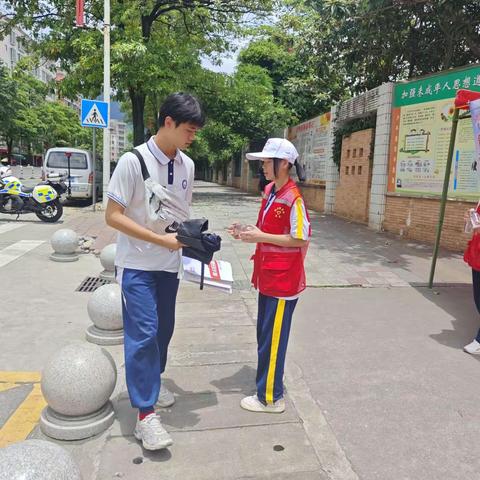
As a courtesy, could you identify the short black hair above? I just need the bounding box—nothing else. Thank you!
[158,92,206,128]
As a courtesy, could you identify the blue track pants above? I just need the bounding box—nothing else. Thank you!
[256,293,298,404]
[120,268,179,409]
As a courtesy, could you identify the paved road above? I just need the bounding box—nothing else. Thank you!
[0,181,477,479]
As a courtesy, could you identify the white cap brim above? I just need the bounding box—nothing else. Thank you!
[246,152,273,160]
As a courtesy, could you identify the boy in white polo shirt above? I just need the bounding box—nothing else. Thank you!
[105,93,205,450]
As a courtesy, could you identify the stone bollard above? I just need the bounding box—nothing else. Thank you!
[0,439,82,480]
[19,165,24,179]
[30,165,35,179]
[86,283,123,345]
[50,229,79,262]
[40,342,117,440]
[99,243,116,281]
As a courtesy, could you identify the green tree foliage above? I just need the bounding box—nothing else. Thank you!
[238,0,480,124]
[2,0,273,145]
[301,0,480,93]
[186,64,292,172]
[0,60,93,159]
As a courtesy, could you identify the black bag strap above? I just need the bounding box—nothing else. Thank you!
[132,148,150,181]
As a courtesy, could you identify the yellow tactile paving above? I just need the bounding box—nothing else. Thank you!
[0,372,46,448]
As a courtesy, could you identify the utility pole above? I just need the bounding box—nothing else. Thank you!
[102,0,111,209]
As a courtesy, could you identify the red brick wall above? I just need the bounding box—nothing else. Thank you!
[335,129,374,224]
[383,195,475,251]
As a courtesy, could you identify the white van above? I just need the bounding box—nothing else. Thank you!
[43,147,103,200]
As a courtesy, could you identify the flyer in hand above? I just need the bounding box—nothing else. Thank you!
[182,257,234,293]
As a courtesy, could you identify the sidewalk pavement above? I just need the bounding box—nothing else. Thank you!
[2,181,479,479]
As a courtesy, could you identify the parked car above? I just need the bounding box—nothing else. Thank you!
[42,147,103,200]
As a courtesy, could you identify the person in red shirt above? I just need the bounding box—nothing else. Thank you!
[228,138,311,413]
[463,203,480,354]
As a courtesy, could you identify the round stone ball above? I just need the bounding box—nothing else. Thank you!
[0,439,82,480]
[87,283,122,331]
[99,243,116,271]
[41,342,117,417]
[50,229,78,254]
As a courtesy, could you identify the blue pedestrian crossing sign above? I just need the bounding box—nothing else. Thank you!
[81,99,109,129]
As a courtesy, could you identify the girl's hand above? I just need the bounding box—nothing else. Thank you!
[227,223,241,239]
[239,225,263,243]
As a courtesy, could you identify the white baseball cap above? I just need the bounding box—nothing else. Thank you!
[246,138,299,164]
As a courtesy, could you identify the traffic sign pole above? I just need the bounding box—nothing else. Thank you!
[92,128,96,212]
[102,0,111,209]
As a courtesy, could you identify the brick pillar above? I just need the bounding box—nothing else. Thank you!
[368,83,394,230]
[324,105,338,213]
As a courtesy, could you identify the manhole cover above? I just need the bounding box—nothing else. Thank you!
[76,276,112,293]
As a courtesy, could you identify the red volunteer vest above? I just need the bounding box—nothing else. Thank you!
[464,202,480,270]
[251,179,310,297]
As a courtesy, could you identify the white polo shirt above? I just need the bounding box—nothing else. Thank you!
[107,137,195,272]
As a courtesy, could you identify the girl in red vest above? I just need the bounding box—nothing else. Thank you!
[228,138,311,413]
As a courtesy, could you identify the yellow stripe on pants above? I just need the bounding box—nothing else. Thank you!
[266,299,286,404]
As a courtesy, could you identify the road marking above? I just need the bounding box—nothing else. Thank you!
[0,240,45,268]
[0,223,26,235]
[0,372,46,448]
[0,383,21,393]
[0,372,42,383]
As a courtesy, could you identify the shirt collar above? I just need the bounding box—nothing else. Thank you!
[147,137,183,165]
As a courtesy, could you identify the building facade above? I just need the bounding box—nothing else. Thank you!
[0,26,56,87]
[109,120,131,162]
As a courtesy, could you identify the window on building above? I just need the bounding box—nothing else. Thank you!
[353,149,357,158]
[345,166,349,175]
[10,48,16,66]
[352,166,356,175]
[358,165,362,175]
[10,32,15,45]
[346,149,350,158]
[359,148,364,157]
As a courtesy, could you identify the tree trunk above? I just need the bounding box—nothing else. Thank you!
[6,137,13,163]
[129,87,146,146]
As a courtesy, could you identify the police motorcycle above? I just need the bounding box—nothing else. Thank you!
[0,166,67,222]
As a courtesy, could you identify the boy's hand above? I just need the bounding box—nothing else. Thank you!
[159,233,185,250]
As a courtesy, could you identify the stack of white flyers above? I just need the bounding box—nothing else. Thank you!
[182,257,234,293]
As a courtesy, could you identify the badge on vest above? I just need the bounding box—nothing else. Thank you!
[274,206,286,218]
[182,179,187,189]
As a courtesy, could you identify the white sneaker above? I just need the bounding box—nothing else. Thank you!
[155,384,175,408]
[134,413,173,450]
[240,394,285,413]
[464,339,480,354]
